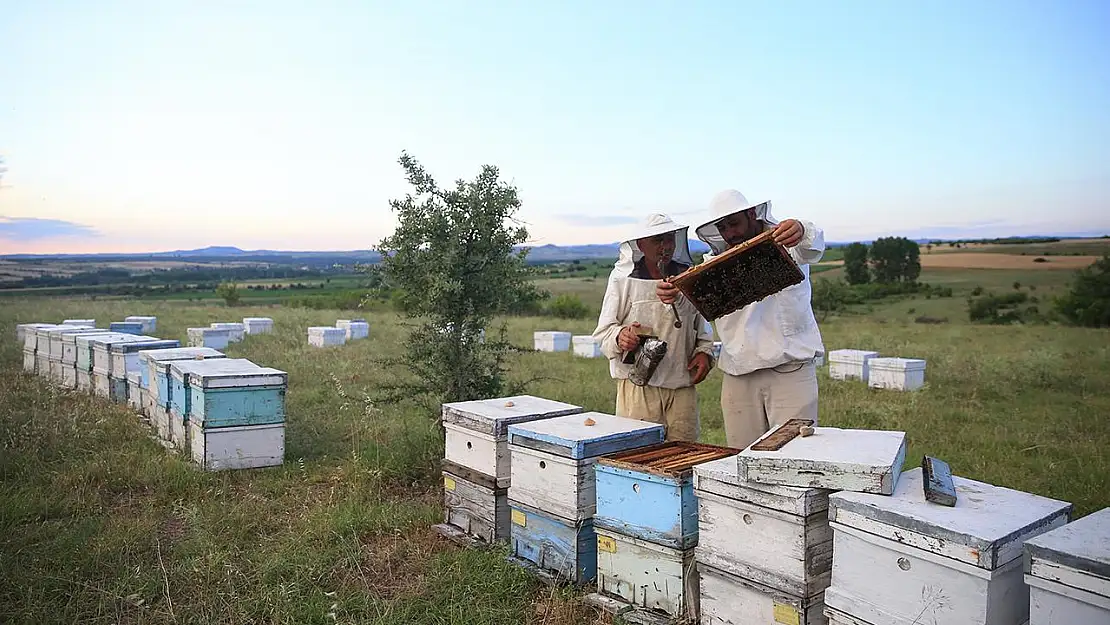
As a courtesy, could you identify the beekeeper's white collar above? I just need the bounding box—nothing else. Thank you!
[611,213,694,279]
[695,189,780,255]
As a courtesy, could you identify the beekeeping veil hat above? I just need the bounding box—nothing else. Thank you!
[612,213,694,279]
[695,189,779,255]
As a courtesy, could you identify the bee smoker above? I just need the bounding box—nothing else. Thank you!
[626,336,668,387]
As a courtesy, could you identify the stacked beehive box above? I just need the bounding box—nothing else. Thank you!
[533,331,571,352]
[30,325,70,379]
[693,454,833,624]
[591,442,739,621]
[167,358,287,469]
[308,326,347,347]
[828,349,879,382]
[1023,506,1110,624]
[19,323,57,373]
[91,334,160,400]
[242,317,274,335]
[108,338,180,402]
[571,335,601,358]
[44,324,96,384]
[438,395,584,543]
[336,319,370,341]
[823,467,1072,625]
[142,347,227,442]
[109,321,144,334]
[57,328,114,389]
[188,327,231,349]
[210,322,246,342]
[506,412,665,584]
[866,357,927,391]
[125,315,158,333]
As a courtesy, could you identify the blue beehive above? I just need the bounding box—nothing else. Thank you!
[166,358,260,451]
[594,441,739,550]
[509,499,597,583]
[186,361,287,428]
[109,321,144,335]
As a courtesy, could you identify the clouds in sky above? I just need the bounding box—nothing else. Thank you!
[0,216,100,241]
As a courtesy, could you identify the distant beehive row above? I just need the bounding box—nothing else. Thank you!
[432,393,1103,625]
[16,316,287,472]
[306,319,371,347]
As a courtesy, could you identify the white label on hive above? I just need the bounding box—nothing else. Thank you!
[773,603,800,625]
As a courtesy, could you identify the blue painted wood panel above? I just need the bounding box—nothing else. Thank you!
[507,418,664,459]
[170,374,190,417]
[510,500,596,583]
[593,464,700,550]
[189,385,286,428]
[109,322,144,334]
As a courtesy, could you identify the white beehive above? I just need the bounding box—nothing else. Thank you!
[16,322,55,343]
[109,339,181,379]
[1024,506,1110,625]
[22,349,36,374]
[125,315,157,333]
[533,331,571,352]
[190,422,285,471]
[825,467,1073,625]
[188,327,231,349]
[336,319,370,340]
[210,322,246,342]
[242,317,274,335]
[571,335,602,358]
[867,357,927,391]
[308,326,347,347]
[127,371,143,411]
[141,347,227,441]
[828,349,880,382]
[736,423,908,495]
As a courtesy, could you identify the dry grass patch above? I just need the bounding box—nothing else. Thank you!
[920,252,1098,269]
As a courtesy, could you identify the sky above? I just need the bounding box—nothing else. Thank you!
[1,0,1109,254]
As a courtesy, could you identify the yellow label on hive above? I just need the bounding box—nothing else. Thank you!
[597,535,616,553]
[511,509,526,526]
[444,477,456,491]
[772,602,800,625]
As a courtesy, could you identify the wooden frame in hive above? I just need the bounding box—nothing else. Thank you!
[669,229,805,321]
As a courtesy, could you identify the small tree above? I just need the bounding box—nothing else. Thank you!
[869,236,920,284]
[215,282,240,306]
[843,242,870,285]
[375,152,543,406]
[1055,254,1110,328]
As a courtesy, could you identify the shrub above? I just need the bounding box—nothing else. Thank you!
[547,294,590,319]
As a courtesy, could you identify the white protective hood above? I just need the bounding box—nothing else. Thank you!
[694,189,779,256]
[611,213,694,280]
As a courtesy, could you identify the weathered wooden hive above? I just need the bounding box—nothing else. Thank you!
[124,315,157,333]
[1023,506,1110,625]
[823,467,1072,625]
[828,349,880,382]
[307,326,346,347]
[533,331,571,352]
[210,322,246,342]
[506,412,664,584]
[592,442,738,620]
[58,328,113,389]
[242,317,274,335]
[108,338,180,403]
[188,327,231,349]
[867,357,927,392]
[109,321,144,335]
[30,325,68,380]
[669,229,804,321]
[571,335,602,358]
[73,332,129,392]
[336,319,370,340]
[18,323,58,374]
[91,334,158,400]
[439,395,583,543]
[141,347,226,443]
[127,371,144,412]
[693,454,833,625]
[44,325,96,385]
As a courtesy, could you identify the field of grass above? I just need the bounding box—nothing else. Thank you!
[1,263,1108,624]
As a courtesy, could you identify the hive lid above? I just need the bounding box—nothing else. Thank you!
[57,329,114,343]
[210,322,244,329]
[830,467,1073,571]
[442,395,584,437]
[109,339,181,354]
[507,411,664,460]
[868,357,926,371]
[533,331,571,338]
[571,335,597,343]
[308,326,345,333]
[828,349,880,363]
[46,325,97,338]
[188,327,230,335]
[87,333,158,348]
[125,315,156,321]
[597,441,740,480]
[242,317,273,323]
[692,454,831,516]
[170,358,286,388]
[139,347,226,364]
[1024,506,1110,582]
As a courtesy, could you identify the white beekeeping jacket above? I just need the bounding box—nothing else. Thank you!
[592,214,716,389]
[694,190,826,376]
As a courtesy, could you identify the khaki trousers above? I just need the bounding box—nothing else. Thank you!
[615,379,700,442]
[721,361,819,449]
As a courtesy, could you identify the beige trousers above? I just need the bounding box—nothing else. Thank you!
[721,361,819,449]
[615,380,700,442]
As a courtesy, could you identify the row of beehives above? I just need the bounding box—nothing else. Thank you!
[533,331,725,360]
[827,348,927,391]
[433,395,1107,625]
[307,319,370,347]
[187,317,275,348]
[16,319,287,472]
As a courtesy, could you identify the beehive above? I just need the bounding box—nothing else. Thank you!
[16,322,55,344]
[510,499,598,584]
[1023,506,1110,625]
[63,318,95,327]
[594,441,739,550]
[693,455,832,608]
[336,319,370,340]
[242,317,274,335]
[867,357,927,391]
[828,349,880,382]
[308,326,346,347]
[736,423,907,495]
[22,349,36,374]
[825,467,1073,625]
[91,334,159,400]
[190,422,285,471]
[188,327,231,349]
[142,348,226,441]
[441,468,509,544]
[109,321,144,334]
[76,333,141,390]
[595,528,701,620]
[533,331,571,352]
[700,563,827,625]
[669,229,805,321]
[210,322,246,342]
[570,335,601,358]
[124,315,157,333]
[94,372,128,402]
[58,327,115,388]
[127,371,143,411]
[109,339,181,380]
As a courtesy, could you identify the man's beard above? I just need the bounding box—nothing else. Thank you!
[724,223,762,247]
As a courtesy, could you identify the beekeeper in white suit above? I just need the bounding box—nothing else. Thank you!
[657,190,826,449]
[592,213,717,442]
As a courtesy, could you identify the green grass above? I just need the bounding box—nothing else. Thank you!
[1,274,1108,624]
